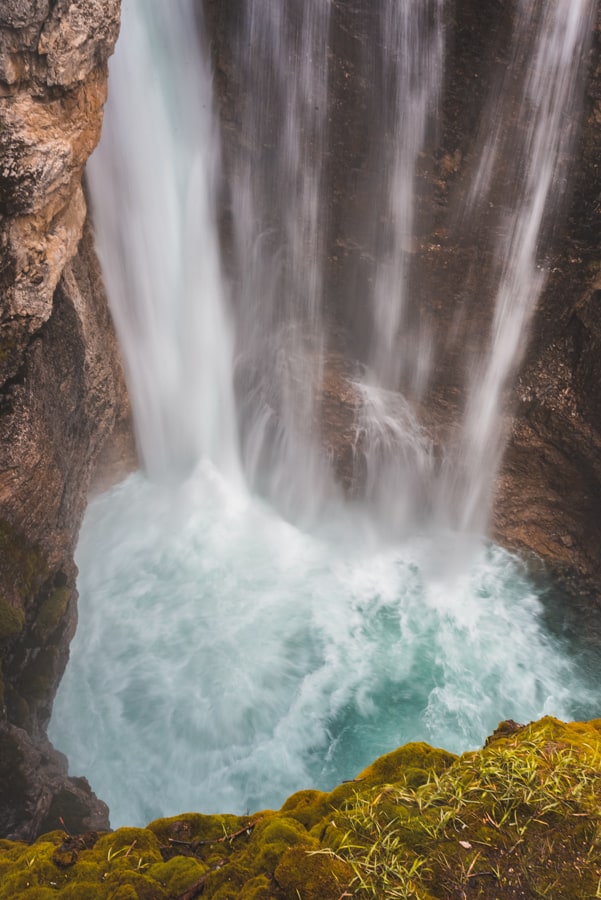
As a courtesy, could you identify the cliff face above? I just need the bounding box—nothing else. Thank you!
[0,1,125,839]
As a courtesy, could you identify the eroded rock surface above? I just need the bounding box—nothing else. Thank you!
[0,1,124,839]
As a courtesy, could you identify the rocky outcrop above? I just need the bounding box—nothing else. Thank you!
[0,1,125,839]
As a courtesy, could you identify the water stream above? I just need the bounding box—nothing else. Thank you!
[49,0,598,828]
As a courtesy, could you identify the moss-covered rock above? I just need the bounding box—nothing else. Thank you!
[0,522,49,614]
[0,599,25,641]
[274,845,353,900]
[33,587,71,641]
[0,718,600,897]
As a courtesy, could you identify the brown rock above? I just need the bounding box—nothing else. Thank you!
[0,0,126,839]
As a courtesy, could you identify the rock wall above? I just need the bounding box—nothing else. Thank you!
[0,1,125,838]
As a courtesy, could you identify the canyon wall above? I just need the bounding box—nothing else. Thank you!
[0,1,126,838]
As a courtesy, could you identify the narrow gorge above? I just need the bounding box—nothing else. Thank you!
[1,2,601,889]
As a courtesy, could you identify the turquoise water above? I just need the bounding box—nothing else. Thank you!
[49,463,597,828]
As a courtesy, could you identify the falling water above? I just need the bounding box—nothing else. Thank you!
[454,0,596,533]
[49,0,598,828]
[351,0,445,536]
[227,0,333,521]
[366,0,445,393]
[87,0,239,482]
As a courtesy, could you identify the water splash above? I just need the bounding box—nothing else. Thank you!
[50,465,596,827]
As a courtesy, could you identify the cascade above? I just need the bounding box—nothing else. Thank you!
[49,0,599,828]
[87,0,240,483]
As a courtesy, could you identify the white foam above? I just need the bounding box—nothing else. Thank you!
[50,466,594,827]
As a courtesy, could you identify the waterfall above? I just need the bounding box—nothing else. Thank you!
[367,0,445,393]
[227,0,334,522]
[49,0,599,828]
[87,0,240,483]
[87,0,593,531]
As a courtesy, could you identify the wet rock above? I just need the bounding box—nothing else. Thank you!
[0,723,108,840]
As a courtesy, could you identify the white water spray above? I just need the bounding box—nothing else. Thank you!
[52,468,595,827]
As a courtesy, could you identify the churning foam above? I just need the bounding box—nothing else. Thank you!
[50,464,595,827]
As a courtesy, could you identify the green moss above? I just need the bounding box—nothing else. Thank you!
[1,718,600,898]
[0,598,25,640]
[60,886,106,900]
[93,828,163,881]
[95,827,163,858]
[62,860,104,883]
[12,890,57,900]
[104,887,138,900]
[274,845,353,900]
[246,815,316,873]
[33,587,71,639]
[148,812,247,850]
[147,856,208,894]
[0,872,35,897]
[280,789,331,830]
[0,838,28,853]
[235,874,272,899]
[356,741,456,786]
[324,718,601,898]
[101,869,167,899]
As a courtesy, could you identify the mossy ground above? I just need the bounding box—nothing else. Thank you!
[1,717,600,898]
